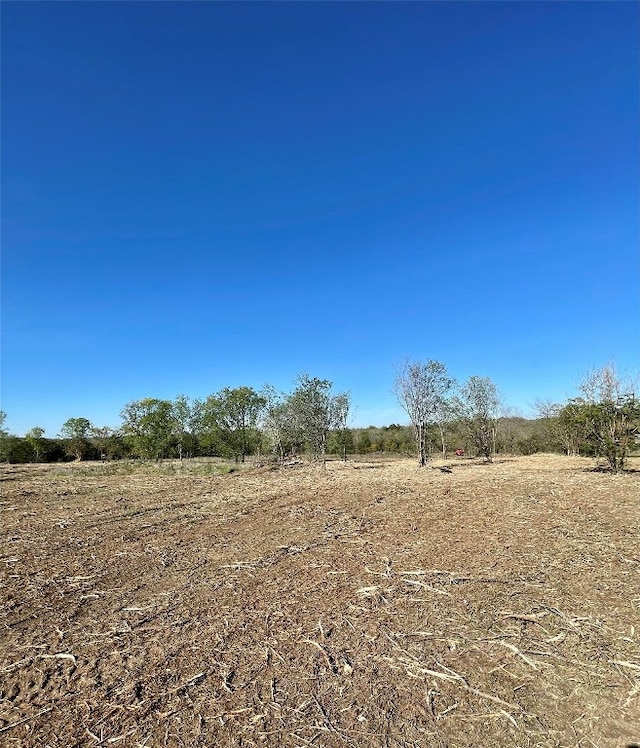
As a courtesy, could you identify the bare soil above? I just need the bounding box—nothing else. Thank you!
[1,455,639,748]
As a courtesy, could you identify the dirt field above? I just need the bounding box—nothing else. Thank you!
[1,454,638,748]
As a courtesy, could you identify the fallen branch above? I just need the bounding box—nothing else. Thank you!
[0,707,52,735]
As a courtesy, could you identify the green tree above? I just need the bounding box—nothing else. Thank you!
[328,427,355,457]
[356,429,372,454]
[382,424,414,454]
[188,398,205,457]
[534,400,566,454]
[455,376,501,462]
[534,399,590,455]
[558,399,590,456]
[60,418,93,461]
[203,387,266,463]
[120,399,175,461]
[497,413,528,455]
[369,427,386,452]
[5,437,32,463]
[578,363,639,472]
[289,374,349,465]
[89,426,124,461]
[25,427,46,462]
[394,359,456,466]
[172,394,204,462]
[262,386,305,461]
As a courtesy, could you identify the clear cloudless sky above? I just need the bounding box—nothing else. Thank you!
[2,1,639,436]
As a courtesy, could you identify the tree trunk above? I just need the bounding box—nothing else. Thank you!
[417,423,427,467]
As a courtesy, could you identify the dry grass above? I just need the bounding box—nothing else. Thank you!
[1,454,638,747]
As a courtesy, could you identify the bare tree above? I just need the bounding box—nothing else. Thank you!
[579,362,624,404]
[394,359,456,467]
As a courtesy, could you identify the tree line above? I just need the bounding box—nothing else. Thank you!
[393,359,638,472]
[0,375,350,467]
[0,363,637,472]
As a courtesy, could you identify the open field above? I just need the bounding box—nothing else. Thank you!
[1,454,639,748]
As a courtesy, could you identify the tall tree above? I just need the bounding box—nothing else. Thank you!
[60,417,93,461]
[172,394,198,463]
[262,386,304,461]
[455,376,502,462]
[188,398,206,458]
[394,359,456,466]
[120,399,175,461]
[558,399,590,456]
[289,374,349,465]
[203,387,266,463]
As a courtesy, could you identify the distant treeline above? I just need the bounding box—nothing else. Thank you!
[0,417,606,465]
[1,363,638,472]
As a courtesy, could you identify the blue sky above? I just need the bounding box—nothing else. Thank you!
[2,1,638,436]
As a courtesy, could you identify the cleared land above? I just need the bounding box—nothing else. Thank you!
[1,455,639,748]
